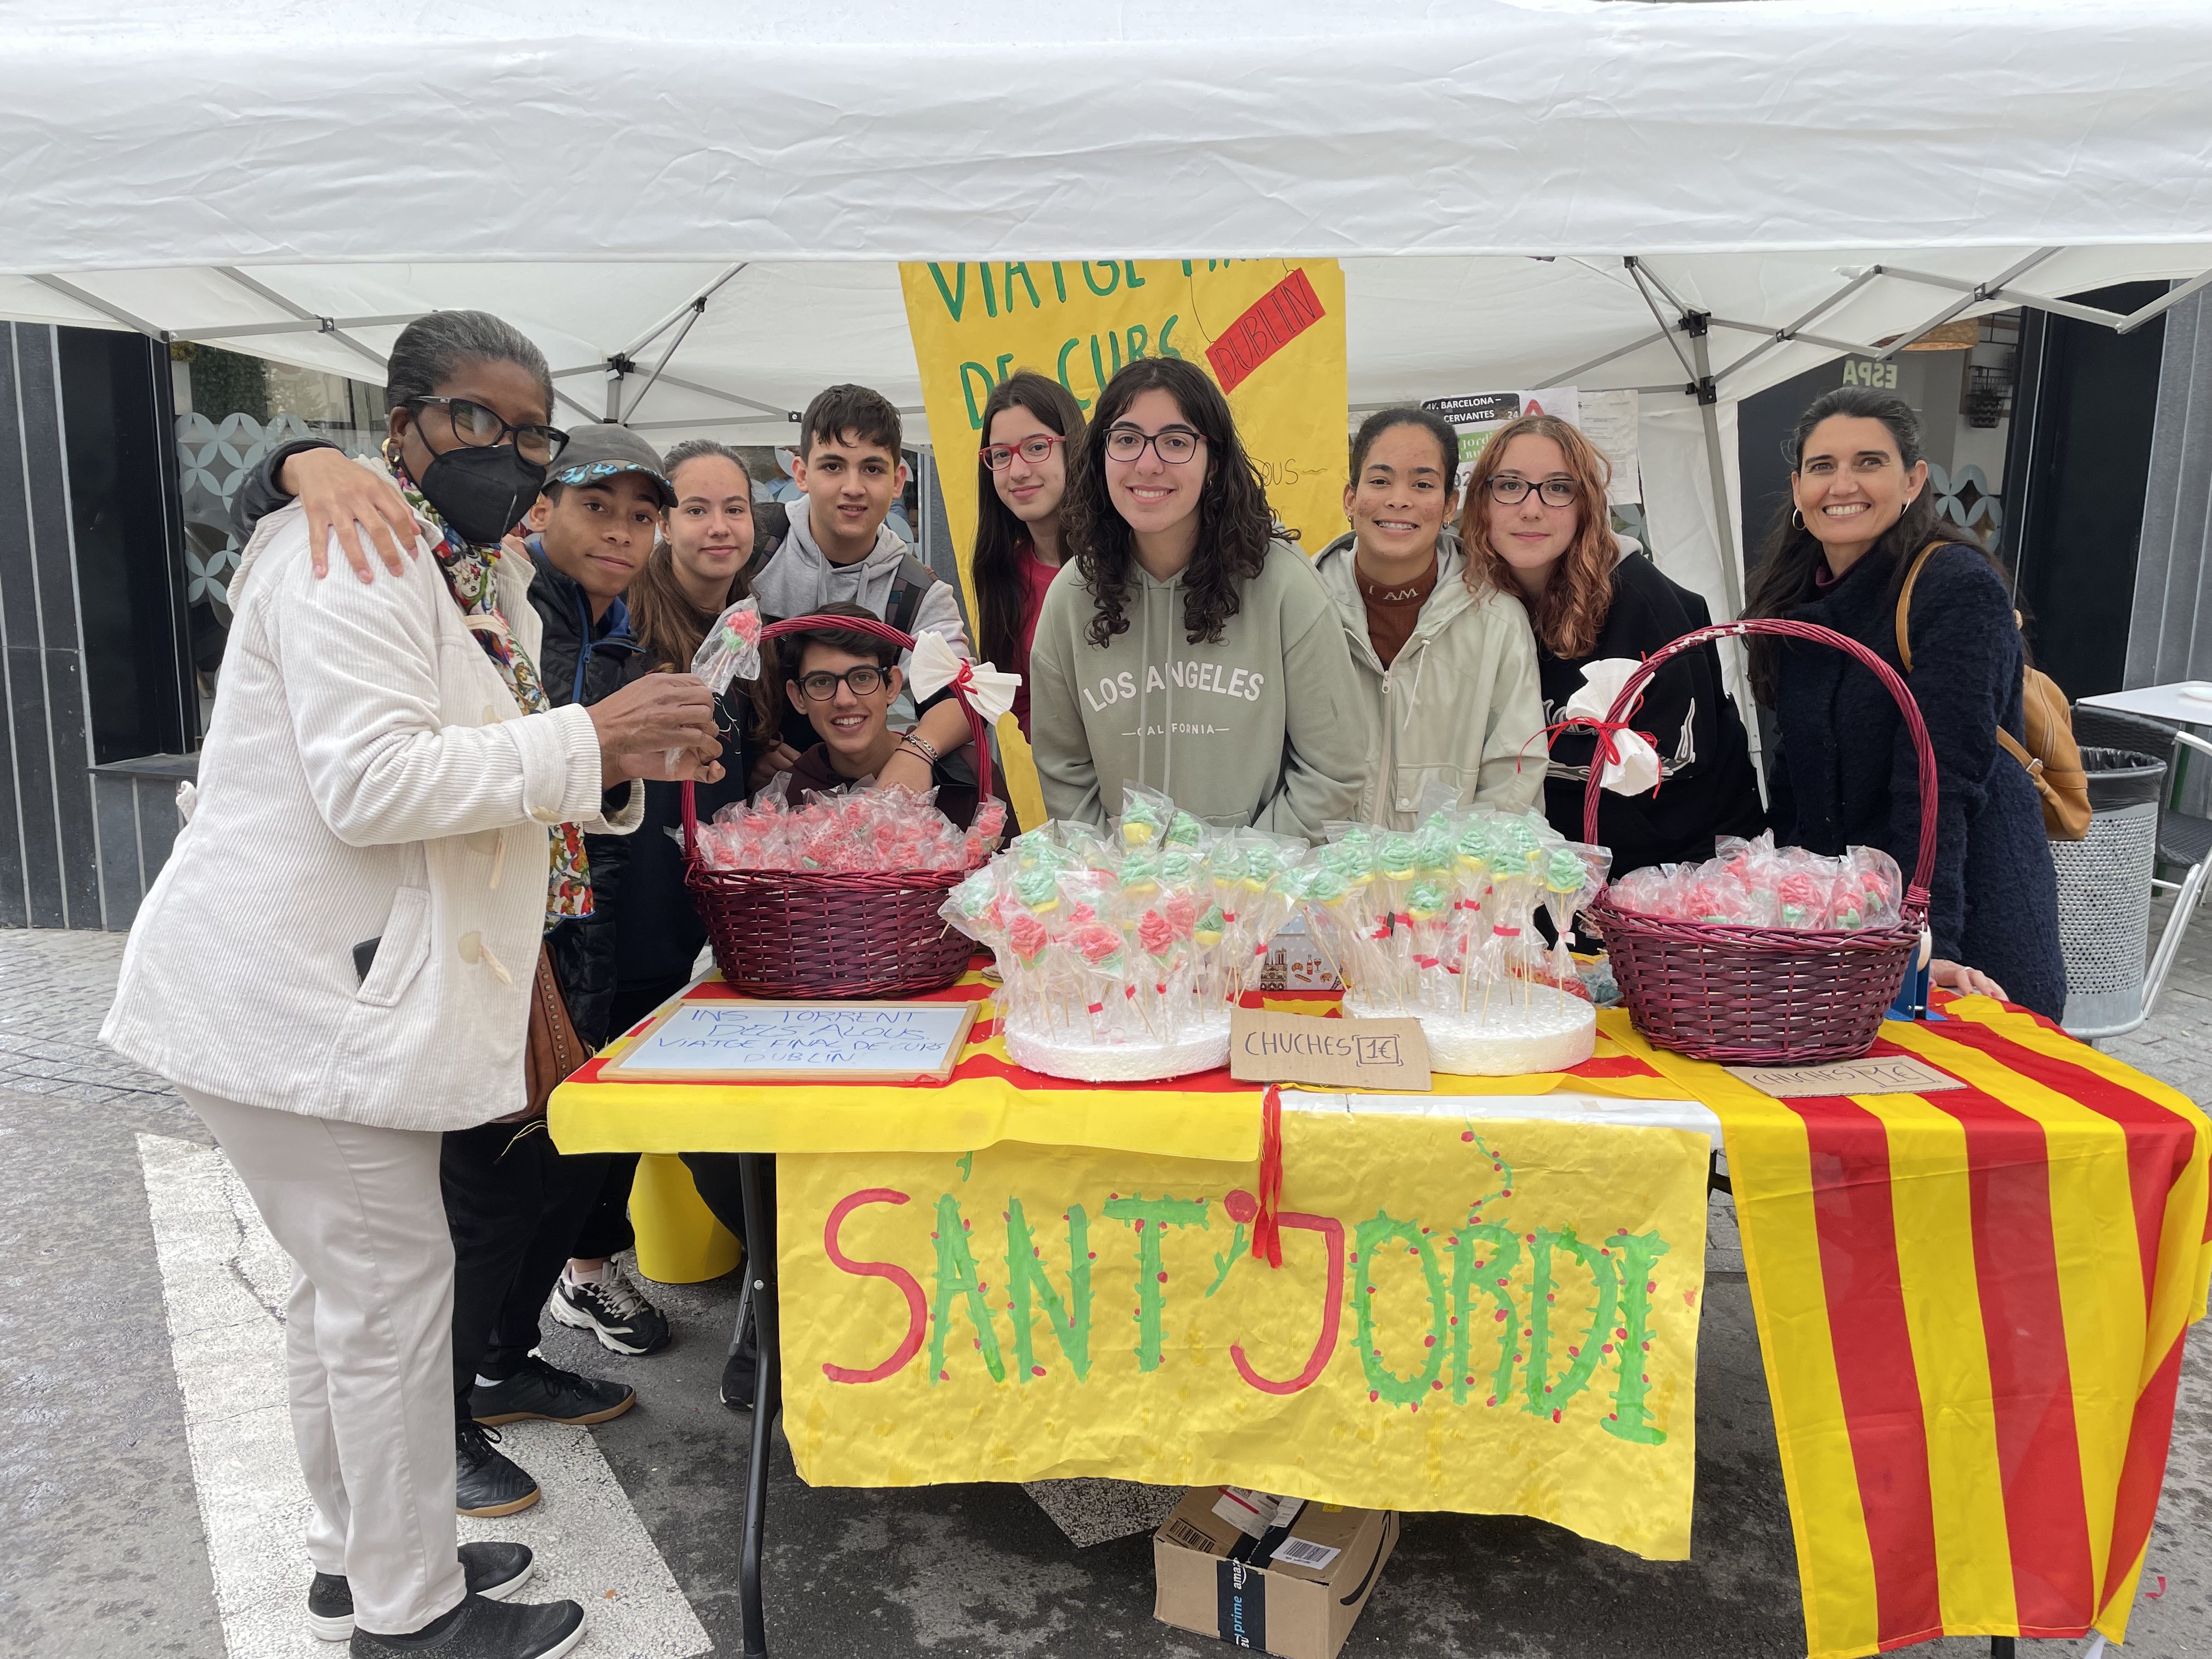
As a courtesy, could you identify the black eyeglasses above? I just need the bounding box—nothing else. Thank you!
[407,397,569,466]
[1486,475,1578,508]
[1103,425,1202,465]
[797,666,888,702]
[980,435,1066,471]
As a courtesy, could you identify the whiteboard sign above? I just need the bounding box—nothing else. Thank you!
[599,999,978,1084]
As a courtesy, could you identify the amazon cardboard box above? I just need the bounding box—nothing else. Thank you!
[1153,1487,1398,1659]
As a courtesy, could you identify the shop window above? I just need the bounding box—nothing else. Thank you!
[171,344,387,721]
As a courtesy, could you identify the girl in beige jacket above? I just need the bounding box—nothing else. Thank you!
[1313,409,1546,829]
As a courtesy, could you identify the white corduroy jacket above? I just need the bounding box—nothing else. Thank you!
[103,487,641,1131]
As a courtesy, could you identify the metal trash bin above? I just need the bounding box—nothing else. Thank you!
[2055,746,2169,1039]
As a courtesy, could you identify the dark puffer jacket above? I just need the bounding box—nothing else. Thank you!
[1766,539,2064,1019]
[521,537,647,1048]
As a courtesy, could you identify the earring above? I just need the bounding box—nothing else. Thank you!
[1791,508,1804,529]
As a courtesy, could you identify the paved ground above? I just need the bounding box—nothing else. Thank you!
[3,918,2208,1659]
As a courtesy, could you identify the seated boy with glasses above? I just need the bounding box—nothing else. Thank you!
[770,601,999,828]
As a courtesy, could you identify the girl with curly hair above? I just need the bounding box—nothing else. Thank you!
[1026,356,1366,840]
[1460,412,1764,874]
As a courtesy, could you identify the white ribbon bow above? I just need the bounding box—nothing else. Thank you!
[1561,658,1662,795]
[907,630,1022,725]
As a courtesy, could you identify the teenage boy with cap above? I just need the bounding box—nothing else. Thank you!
[748,383,979,798]
[228,426,678,1519]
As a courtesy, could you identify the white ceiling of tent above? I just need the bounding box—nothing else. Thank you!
[5,0,2209,442]
[7,0,2211,269]
[7,247,2207,449]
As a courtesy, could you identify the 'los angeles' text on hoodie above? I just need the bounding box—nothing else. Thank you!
[1025,539,1368,842]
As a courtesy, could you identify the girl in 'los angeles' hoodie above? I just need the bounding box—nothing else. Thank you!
[1027,357,1367,842]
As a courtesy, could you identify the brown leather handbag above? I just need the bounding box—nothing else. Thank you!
[507,942,590,1122]
[1895,542,2091,841]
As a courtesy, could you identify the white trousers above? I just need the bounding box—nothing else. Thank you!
[178,1087,467,1636]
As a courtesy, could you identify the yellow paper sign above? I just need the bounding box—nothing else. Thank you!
[899,259,1351,827]
[778,1110,1710,1560]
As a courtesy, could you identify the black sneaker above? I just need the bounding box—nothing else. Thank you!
[349,1592,583,1658]
[456,1422,540,1519]
[308,1542,534,1641]
[470,1354,636,1427]
[549,1260,672,1357]
[720,1336,758,1412]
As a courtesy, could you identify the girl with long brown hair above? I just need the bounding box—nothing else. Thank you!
[1459,412,1763,873]
[1026,355,1366,839]
[972,370,1086,738]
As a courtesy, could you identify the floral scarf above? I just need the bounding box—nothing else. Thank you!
[387,452,592,928]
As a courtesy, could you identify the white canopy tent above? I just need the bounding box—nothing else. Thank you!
[6,0,2211,634]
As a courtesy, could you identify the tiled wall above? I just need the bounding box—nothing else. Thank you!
[0,322,189,932]
[0,323,100,929]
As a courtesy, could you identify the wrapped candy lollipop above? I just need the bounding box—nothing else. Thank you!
[1845,845,1904,929]
[1477,815,1549,1014]
[1119,786,1171,847]
[668,596,764,772]
[1065,918,1129,1039]
[1120,847,1163,898]
[1449,818,1499,1009]
[1134,905,1184,1032]
[1316,839,1389,995]
[1538,842,1611,982]
[1608,864,1685,920]
[1165,810,1207,851]
[1404,878,1453,1007]
[1374,832,1424,1006]
[960,797,1009,867]
[1776,865,1834,930]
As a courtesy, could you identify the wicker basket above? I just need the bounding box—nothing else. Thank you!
[1580,619,1936,1064]
[680,611,993,1000]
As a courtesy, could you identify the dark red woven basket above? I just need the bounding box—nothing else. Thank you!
[680,612,992,1000]
[1580,619,1936,1064]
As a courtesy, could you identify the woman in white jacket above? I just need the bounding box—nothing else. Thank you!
[103,313,719,1659]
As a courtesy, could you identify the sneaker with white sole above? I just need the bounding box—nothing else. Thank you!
[549,1259,672,1357]
[308,1542,534,1641]
[348,1592,583,1658]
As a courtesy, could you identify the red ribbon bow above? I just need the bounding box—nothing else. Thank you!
[1520,715,1661,795]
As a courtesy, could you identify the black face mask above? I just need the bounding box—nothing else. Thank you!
[416,443,548,548]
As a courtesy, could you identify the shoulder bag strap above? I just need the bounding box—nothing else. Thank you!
[1893,538,2036,771]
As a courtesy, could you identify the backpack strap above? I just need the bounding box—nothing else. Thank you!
[883,552,939,638]
[1893,539,2038,774]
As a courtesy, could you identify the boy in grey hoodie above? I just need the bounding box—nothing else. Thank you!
[746,384,974,789]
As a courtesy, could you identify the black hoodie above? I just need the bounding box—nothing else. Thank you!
[1537,550,1767,876]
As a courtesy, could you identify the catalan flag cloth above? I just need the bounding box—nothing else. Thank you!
[1627,1001,2212,1658]
[554,973,2210,1656]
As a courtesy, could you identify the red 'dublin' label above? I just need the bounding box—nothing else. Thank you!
[1205,268,1327,395]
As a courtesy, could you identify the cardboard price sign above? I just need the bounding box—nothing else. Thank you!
[1229,1007,1431,1092]
[1723,1054,1964,1099]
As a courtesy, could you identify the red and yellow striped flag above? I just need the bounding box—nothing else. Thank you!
[1629,1000,2211,1658]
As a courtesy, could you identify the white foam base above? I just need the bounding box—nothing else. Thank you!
[1003,1006,1233,1081]
[1344,984,1596,1075]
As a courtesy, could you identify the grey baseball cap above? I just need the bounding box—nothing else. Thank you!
[546,422,676,509]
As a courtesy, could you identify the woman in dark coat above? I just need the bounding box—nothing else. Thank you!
[1743,387,2064,1018]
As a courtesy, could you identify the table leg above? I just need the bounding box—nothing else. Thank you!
[737,1151,781,1658]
